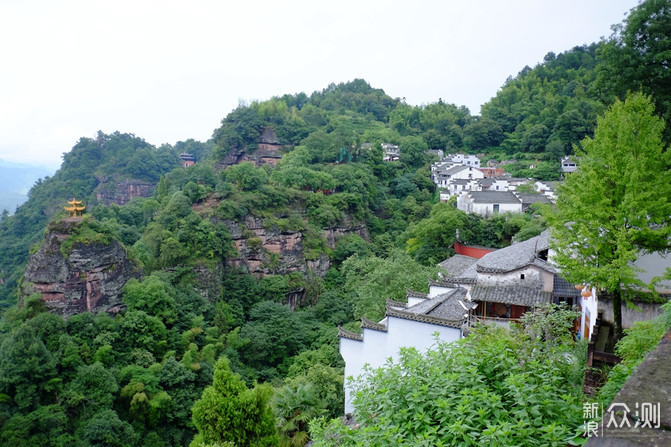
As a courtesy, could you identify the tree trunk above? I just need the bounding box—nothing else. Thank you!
[612,288,623,341]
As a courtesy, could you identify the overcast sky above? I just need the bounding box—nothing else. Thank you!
[0,0,639,169]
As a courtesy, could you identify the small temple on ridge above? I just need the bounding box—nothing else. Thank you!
[64,198,85,217]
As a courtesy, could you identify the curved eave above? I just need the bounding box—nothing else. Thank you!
[337,326,363,341]
[385,306,464,329]
[428,278,459,288]
[406,289,428,299]
[361,317,387,332]
[386,298,407,308]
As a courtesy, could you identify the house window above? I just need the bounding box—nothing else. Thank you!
[493,204,500,213]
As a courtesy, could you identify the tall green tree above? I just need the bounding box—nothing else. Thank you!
[272,383,326,447]
[190,357,278,447]
[548,93,671,339]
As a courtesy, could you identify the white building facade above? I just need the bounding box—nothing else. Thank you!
[457,191,522,217]
[445,153,481,168]
[338,286,474,414]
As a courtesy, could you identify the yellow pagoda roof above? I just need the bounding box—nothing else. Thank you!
[64,198,86,216]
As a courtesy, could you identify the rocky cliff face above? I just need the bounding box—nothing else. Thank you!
[221,215,369,278]
[22,218,140,318]
[214,127,285,171]
[95,175,154,206]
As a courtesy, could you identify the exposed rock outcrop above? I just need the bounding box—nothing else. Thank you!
[95,175,154,206]
[221,215,368,278]
[215,127,285,170]
[22,218,140,318]
[224,215,311,276]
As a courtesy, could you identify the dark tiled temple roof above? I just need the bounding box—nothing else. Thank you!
[469,284,553,307]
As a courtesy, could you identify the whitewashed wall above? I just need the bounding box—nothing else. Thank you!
[470,201,521,217]
[340,317,461,414]
[477,265,544,287]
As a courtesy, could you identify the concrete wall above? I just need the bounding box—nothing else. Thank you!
[597,297,665,329]
[340,317,461,414]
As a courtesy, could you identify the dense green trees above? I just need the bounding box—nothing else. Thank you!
[482,44,603,158]
[596,0,671,141]
[190,357,278,447]
[311,320,587,446]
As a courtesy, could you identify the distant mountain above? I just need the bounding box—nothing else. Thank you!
[0,159,55,213]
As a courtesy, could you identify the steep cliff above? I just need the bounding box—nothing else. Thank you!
[95,175,155,206]
[214,127,285,170]
[22,217,140,318]
[221,214,368,277]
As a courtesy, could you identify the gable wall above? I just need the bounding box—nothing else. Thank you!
[340,317,461,414]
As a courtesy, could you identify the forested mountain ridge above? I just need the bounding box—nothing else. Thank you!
[0,2,669,443]
[0,81,551,446]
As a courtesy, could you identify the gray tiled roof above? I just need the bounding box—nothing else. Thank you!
[470,284,553,307]
[475,231,550,273]
[387,288,475,328]
[443,165,469,175]
[467,191,521,204]
[428,278,460,288]
[439,254,479,278]
[425,290,477,321]
[451,179,471,185]
[455,262,479,280]
[553,275,582,298]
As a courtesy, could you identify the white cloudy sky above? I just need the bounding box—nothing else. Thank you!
[0,0,638,169]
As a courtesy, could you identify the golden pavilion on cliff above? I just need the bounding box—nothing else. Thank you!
[64,198,86,217]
